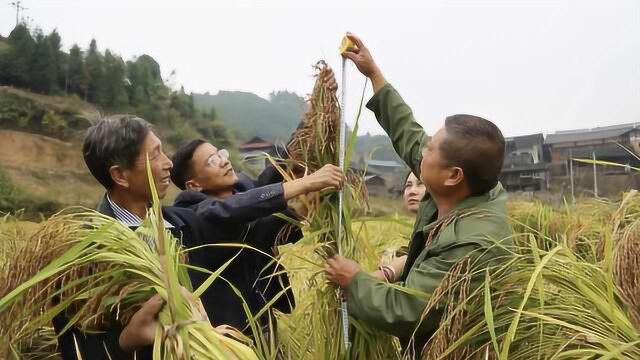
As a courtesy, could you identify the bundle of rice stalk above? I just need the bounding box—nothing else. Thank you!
[419,225,640,359]
[283,60,342,234]
[284,60,366,258]
[276,61,400,359]
[614,208,640,328]
[286,61,340,171]
[507,199,614,263]
[0,158,258,360]
[0,212,76,358]
[9,327,59,360]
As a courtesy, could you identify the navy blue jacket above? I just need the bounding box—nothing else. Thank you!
[173,167,302,333]
[53,196,211,360]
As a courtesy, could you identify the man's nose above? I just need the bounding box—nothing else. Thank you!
[161,152,173,170]
[219,156,230,168]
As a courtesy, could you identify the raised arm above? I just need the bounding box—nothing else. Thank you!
[191,164,344,224]
[342,33,428,177]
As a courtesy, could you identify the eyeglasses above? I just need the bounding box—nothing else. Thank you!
[206,149,230,167]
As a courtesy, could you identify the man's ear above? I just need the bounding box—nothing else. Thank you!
[109,165,129,188]
[444,167,464,187]
[185,179,202,192]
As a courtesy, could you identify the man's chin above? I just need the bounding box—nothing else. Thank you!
[156,182,170,199]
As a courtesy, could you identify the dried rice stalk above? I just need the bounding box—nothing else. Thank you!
[283,61,366,249]
[276,60,395,359]
[614,221,640,329]
[283,60,341,231]
[0,211,88,357]
[399,208,496,359]
[287,60,340,172]
[420,257,473,360]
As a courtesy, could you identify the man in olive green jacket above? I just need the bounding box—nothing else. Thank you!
[325,33,512,356]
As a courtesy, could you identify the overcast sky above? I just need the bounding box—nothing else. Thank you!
[1,0,639,138]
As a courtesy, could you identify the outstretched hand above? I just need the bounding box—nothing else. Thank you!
[341,32,388,92]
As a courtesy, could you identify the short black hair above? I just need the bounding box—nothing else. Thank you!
[83,115,152,190]
[439,114,505,196]
[171,139,207,190]
[404,171,417,184]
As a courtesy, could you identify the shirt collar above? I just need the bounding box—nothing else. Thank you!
[106,194,174,229]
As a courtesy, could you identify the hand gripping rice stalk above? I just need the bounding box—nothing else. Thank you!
[280,61,400,359]
[285,60,365,254]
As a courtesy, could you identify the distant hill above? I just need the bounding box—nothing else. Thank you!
[193,90,306,143]
[0,86,99,141]
[354,133,403,163]
[193,90,403,164]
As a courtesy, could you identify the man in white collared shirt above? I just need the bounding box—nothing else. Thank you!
[53,115,211,360]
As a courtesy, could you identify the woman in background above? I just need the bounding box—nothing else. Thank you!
[379,172,427,276]
[403,172,426,214]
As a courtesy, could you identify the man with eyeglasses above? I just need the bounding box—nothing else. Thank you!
[169,138,344,340]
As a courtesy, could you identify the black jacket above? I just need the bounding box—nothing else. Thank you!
[53,196,211,360]
[173,168,302,333]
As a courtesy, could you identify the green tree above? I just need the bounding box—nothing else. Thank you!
[126,54,163,107]
[102,50,128,109]
[66,44,89,97]
[125,60,145,106]
[85,39,105,104]
[47,29,64,92]
[0,43,13,86]
[209,111,233,149]
[169,86,195,119]
[200,107,233,148]
[30,28,56,93]
[0,24,34,88]
[126,55,168,124]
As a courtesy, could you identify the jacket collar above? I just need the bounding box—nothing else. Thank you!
[418,182,507,233]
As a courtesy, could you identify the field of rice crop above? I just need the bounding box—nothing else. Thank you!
[2,193,640,359]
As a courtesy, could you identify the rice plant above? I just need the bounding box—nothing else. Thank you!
[415,193,640,359]
[277,218,410,359]
[2,176,640,359]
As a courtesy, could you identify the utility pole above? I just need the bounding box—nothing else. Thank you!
[569,150,575,204]
[64,63,69,95]
[9,1,27,27]
[592,150,598,198]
